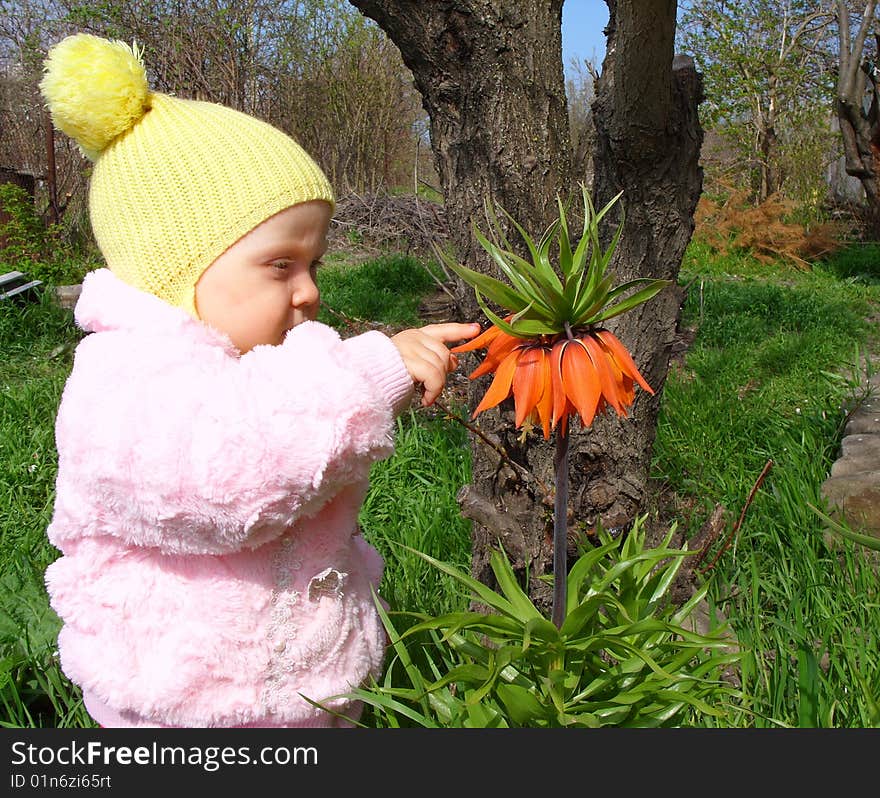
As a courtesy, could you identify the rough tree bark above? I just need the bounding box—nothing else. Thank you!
[347,0,572,258]
[588,0,703,557]
[349,0,703,612]
[835,0,880,213]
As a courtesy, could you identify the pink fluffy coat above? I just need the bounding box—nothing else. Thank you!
[46,268,414,727]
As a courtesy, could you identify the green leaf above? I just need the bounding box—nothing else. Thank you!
[498,204,565,295]
[343,686,439,727]
[477,292,560,337]
[489,549,545,622]
[603,277,671,304]
[568,187,602,271]
[571,272,614,321]
[401,545,522,618]
[592,189,625,230]
[558,594,607,639]
[371,591,433,718]
[429,663,492,689]
[555,195,574,280]
[496,683,550,725]
[464,700,507,728]
[797,643,820,728]
[590,549,676,596]
[565,539,620,612]
[587,280,672,324]
[522,615,563,645]
[809,503,880,551]
[474,226,559,315]
[576,189,623,299]
[646,550,689,607]
[853,670,880,726]
[599,217,625,272]
[482,198,515,252]
[562,266,586,315]
[474,227,542,302]
[408,612,526,645]
[440,253,531,314]
[536,215,561,258]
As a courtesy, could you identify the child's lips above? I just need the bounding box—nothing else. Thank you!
[289,307,319,331]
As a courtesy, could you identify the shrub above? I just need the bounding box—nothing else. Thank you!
[693,189,842,270]
[0,183,94,287]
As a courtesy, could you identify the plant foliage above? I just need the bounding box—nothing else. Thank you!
[438,186,668,338]
[345,518,739,727]
[0,183,94,286]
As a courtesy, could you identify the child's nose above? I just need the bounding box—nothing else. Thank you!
[291,273,319,309]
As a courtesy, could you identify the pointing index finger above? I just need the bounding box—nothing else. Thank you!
[420,322,482,344]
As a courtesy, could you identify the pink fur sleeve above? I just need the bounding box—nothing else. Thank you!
[51,321,414,553]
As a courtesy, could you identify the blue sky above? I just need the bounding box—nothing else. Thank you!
[561,1,609,76]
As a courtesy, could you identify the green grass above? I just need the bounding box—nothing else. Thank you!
[655,278,869,508]
[317,254,443,329]
[360,409,472,618]
[0,290,91,726]
[4,241,880,727]
[653,244,880,727]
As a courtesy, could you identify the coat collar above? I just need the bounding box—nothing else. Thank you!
[74,268,238,354]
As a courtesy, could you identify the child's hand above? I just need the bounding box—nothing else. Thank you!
[391,323,481,406]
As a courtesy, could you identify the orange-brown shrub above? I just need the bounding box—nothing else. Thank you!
[693,190,842,269]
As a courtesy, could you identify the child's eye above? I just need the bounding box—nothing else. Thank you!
[271,260,291,272]
[310,259,324,274]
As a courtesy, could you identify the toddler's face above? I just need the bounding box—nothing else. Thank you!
[195,201,332,354]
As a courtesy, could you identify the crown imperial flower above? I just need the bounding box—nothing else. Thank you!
[443,187,669,439]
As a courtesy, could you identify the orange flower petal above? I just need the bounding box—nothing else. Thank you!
[512,347,547,429]
[468,333,523,379]
[620,374,635,407]
[472,348,520,417]
[487,328,524,354]
[451,324,502,353]
[582,334,624,417]
[550,340,569,428]
[595,330,653,394]
[534,354,554,439]
[600,342,630,418]
[561,339,602,427]
[550,341,580,434]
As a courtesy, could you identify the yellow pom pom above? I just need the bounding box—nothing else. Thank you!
[40,33,150,161]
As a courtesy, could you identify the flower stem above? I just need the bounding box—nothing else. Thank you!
[551,424,570,628]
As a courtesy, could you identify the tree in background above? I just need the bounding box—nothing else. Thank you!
[566,59,598,185]
[270,1,425,191]
[349,0,704,611]
[0,0,76,221]
[678,0,835,206]
[835,0,880,228]
[0,0,425,229]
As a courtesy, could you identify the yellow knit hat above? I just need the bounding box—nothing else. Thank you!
[40,33,335,317]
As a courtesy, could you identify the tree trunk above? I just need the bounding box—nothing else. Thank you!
[587,1,703,565]
[835,1,880,219]
[349,0,703,613]
[347,0,571,258]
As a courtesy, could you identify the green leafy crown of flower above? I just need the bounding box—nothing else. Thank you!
[437,184,671,339]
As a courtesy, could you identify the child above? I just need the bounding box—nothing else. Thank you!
[39,33,479,728]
